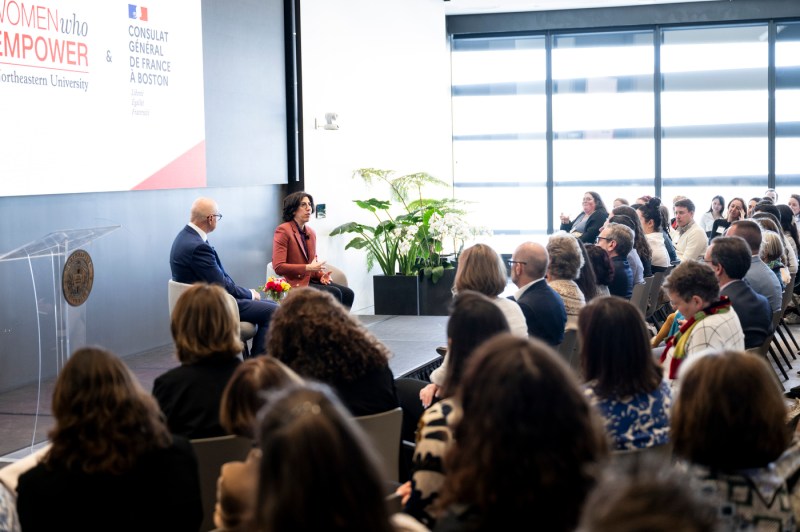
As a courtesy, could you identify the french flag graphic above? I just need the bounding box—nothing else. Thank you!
[128,4,148,21]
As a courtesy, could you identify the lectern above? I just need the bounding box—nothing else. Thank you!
[0,226,119,451]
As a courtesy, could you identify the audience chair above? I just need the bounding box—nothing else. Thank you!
[393,378,429,482]
[167,279,256,357]
[556,328,581,377]
[770,309,793,374]
[776,274,800,360]
[354,407,403,483]
[748,338,785,391]
[631,277,654,316]
[190,435,252,532]
[645,270,667,319]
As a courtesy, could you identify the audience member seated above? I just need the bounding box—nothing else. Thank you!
[636,197,670,272]
[753,212,797,281]
[608,214,646,284]
[596,223,634,300]
[577,458,718,532]
[727,220,783,312]
[672,198,708,262]
[585,244,614,297]
[426,243,528,402]
[267,288,399,416]
[703,237,772,350]
[699,195,724,236]
[508,242,567,346]
[579,297,671,451]
[170,197,277,356]
[765,188,779,203]
[762,230,790,288]
[612,204,653,279]
[672,351,800,529]
[0,482,19,532]
[613,197,629,208]
[659,262,744,380]
[547,232,587,322]
[272,191,354,308]
[709,197,746,242]
[400,291,510,528]
[213,357,303,532]
[560,191,610,244]
[776,203,800,276]
[252,383,428,532]
[747,196,761,218]
[434,335,608,532]
[17,347,203,531]
[659,203,680,263]
[789,194,800,227]
[575,239,599,301]
[153,283,242,439]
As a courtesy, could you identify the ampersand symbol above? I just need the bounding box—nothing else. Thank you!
[106,50,112,62]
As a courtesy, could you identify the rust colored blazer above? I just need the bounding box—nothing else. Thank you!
[272,221,322,288]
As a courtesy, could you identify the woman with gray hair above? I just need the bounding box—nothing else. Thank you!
[547,232,586,324]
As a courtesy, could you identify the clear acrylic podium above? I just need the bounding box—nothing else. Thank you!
[0,226,119,451]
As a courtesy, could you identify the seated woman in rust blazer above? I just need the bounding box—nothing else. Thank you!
[272,191,354,308]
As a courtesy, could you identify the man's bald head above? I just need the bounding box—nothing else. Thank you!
[513,241,549,284]
[190,197,220,233]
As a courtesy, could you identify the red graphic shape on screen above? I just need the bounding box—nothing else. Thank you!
[131,141,206,190]
[140,7,148,21]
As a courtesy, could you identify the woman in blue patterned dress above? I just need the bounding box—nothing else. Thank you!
[579,296,671,450]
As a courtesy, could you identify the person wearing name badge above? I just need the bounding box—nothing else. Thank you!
[272,191,354,309]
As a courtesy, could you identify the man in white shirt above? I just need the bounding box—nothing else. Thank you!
[673,198,708,262]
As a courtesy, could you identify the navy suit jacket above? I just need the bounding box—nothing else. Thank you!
[721,279,772,349]
[511,280,567,346]
[170,225,252,301]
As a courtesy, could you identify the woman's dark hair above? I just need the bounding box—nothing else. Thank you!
[281,191,314,222]
[254,383,393,532]
[612,205,652,263]
[585,244,614,285]
[575,239,599,301]
[706,195,725,215]
[441,291,510,398]
[438,335,607,531]
[776,204,800,252]
[579,297,662,397]
[672,351,790,471]
[638,196,662,231]
[587,191,607,212]
[47,347,171,474]
[220,357,302,439]
[267,288,390,382]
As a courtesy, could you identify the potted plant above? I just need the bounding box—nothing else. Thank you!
[330,168,487,315]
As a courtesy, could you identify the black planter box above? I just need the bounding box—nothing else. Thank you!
[418,268,456,316]
[373,275,420,315]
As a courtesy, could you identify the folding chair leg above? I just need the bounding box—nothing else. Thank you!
[769,345,790,380]
[772,336,793,369]
[781,320,800,354]
[776,326,797,360]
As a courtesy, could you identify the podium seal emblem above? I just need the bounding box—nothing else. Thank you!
[62,250,94,307]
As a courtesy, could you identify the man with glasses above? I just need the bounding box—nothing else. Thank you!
[596,224,634,300]
[170,197,277,356]
[508,242,566,346]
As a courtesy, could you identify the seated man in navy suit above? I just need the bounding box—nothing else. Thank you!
[170,197,277,356]
[704,236,772,349]
[508,241,567,346]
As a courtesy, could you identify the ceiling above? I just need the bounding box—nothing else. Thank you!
[444,0,723,16]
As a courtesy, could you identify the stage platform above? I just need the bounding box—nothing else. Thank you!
[0,314,446,460]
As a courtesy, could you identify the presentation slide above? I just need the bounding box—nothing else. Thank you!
[0,0,206,196]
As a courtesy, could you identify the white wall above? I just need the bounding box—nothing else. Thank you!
[300,0,452,313]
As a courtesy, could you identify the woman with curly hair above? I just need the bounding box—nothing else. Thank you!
[559,191,609,244]
[16,347,203,531]
[267,288,399,416]
[547,231,586,322]
[435,335,608,531]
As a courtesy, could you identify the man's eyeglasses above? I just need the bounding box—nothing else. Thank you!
[507,260,527,267]
[208,213,223,221]
[595,236,613,244]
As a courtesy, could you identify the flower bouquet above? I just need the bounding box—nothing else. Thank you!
[260,276,291,303]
